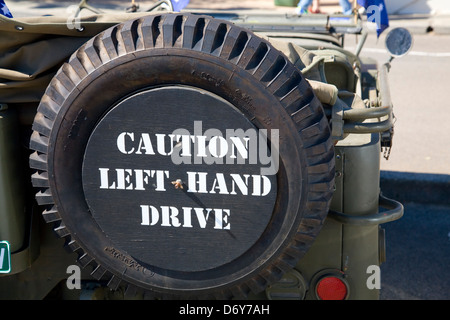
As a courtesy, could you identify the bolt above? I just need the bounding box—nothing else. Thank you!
[171,179,183,190]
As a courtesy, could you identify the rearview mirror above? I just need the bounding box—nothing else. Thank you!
[385,27,413,58]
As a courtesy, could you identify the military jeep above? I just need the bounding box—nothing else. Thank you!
[0,0,408,300]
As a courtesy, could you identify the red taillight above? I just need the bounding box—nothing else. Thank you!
[316,276,348,300]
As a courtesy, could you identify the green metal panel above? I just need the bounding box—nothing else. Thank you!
[340,133,380,217]
[0,106,27,254]
[337,132,382,299]
[296,132,383,299]
[342,224,380,299]
[299,218,344,300]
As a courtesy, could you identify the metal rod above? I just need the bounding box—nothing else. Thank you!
[343,105,392,120]
[378,62,393,110]
[343,118,393,133]
[355,29,368,57]
[146,0,173,12]
[328,194,404,226]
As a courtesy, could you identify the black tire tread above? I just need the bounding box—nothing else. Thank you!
[29,13,335,299]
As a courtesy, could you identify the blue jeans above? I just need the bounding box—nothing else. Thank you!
[297,0,313,12]
[339,0,353,15]
[297,0,353,15]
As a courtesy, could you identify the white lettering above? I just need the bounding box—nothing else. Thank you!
[187,171,208,193]
[224,304,269,315]
[114,125,279,176]
[154,170,169,191]
[95,124,280,234]
[214,209,231,230]
[141,205,231,230]
[208,136,228,158]
[161,206,181,227]
[195,135,208,159]
[229,136,250,160]
[259,129,279,176]
[156,133,175,156]
[170,124,279,175]
[135,133,155,155]
[177,134,195,157]
[116,168,133,190]
[226,128,258,165]
[252,175,272,197]
[179,304,213,317]
[134,169,152,191]
[117,132,135,154]
[209,173,229,195]
[140,205,160,226]
[194,207,212,228]
[118,132,177,156]
[230,174,250,195]
[182,207,193,228]
[99,168,115,189]
[98,168,169,191]
[100,169,271,196]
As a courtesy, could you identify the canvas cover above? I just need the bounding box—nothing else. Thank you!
[0,10,354,106]
[0,12,155,104]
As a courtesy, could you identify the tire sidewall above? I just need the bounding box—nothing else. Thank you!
[47,48,309,294]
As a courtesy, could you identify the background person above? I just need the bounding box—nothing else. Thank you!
[296,0,354,15]
[339,0,354,15]
[295,0,321,14]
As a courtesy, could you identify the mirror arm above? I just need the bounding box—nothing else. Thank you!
[355,29,368,57]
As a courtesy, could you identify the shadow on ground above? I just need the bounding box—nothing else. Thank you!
[380,171,450,300]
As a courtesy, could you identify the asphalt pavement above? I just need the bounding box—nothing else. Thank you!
[380,201,450,300]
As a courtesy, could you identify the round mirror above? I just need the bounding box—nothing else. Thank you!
[385,27,413,57]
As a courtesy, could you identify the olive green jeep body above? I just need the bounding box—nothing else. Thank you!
[0,2,406,300]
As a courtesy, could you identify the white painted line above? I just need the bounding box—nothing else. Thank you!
[346,47,450,57]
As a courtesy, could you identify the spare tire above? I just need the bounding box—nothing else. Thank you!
[29,13,335,299]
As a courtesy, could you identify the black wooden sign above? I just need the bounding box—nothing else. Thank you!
[82,86,277,272]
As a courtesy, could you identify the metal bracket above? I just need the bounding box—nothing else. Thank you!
[328,194,404,226]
